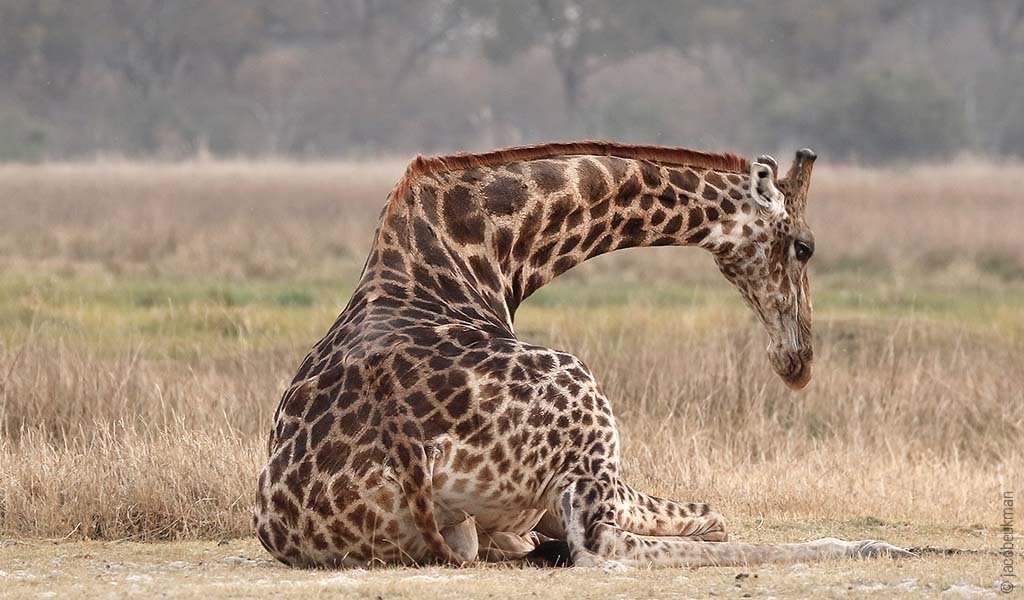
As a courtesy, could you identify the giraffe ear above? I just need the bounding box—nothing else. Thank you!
[750,161,785,215]
[756,154,779,177]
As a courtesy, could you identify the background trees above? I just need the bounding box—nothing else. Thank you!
[0,0,1021,162]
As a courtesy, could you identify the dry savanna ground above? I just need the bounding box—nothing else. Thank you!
[0,158,1022,598]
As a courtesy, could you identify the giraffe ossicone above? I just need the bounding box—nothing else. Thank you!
[254,140,909,568]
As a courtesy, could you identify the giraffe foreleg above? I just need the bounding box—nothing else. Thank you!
[559,478,912,568]
[614,481,727,541]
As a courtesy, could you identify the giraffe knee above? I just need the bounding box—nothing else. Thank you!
[691,510,728,541]
[695,529,729,542]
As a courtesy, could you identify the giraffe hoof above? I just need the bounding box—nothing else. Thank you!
[570,552,602,568]
[599,559,631,573]
[854,540,915,559]
[569,552,630,571]
[441,515,479,563]
[571,550,624,570]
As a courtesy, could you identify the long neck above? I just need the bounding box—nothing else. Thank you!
[364,155,757,332]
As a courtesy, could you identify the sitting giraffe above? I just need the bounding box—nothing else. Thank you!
[254,141,910,568]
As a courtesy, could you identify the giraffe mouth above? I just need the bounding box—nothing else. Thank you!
[770,346,813,390]
[781,359,812,390]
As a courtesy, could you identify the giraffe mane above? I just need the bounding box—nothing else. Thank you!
[388,140,751,207]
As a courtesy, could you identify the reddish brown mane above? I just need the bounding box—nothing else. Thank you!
[388,140,750,206]
[410,140,749,176]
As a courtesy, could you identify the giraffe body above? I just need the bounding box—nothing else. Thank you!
[254,141,908,567]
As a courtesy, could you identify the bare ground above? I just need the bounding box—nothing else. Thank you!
[0,532,1010,600]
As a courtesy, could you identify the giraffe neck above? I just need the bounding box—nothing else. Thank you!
[363,155,758,332]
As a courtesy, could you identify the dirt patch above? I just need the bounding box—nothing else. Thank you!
[0,538,1008,599]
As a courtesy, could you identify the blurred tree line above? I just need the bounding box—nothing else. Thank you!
[1,0,1022,162]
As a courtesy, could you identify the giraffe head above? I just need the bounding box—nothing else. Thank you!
[712,149,817,389]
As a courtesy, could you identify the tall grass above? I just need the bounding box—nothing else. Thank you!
[0,159,1021,541]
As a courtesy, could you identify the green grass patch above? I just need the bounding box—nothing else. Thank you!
[1,272,1021,356]
[0,274,347,357]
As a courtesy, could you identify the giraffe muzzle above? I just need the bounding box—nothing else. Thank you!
[769,346,814,390]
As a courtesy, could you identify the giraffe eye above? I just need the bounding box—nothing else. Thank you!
[794,240,814,262]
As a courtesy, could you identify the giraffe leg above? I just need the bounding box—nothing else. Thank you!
[559,478,912,568]
[614,481,727,541]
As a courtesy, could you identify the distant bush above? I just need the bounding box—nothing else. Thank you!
[0,103,47,162]
[977,249,1024,282]
[800,66,971,162]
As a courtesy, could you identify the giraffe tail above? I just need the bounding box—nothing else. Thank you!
[397,442,473,565]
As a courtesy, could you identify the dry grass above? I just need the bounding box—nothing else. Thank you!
[0,159,1021,586]
[1,157,1022,283]
[2,315,1020,543]
[0,160,400,282]
[811,160,1024,276]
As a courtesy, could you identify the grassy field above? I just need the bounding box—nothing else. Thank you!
[0,159,1022,597]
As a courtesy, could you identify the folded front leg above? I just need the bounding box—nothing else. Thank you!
[614,481,727,541]
[559,477,911,568]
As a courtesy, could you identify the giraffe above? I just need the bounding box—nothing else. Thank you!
[253,141,911,568]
